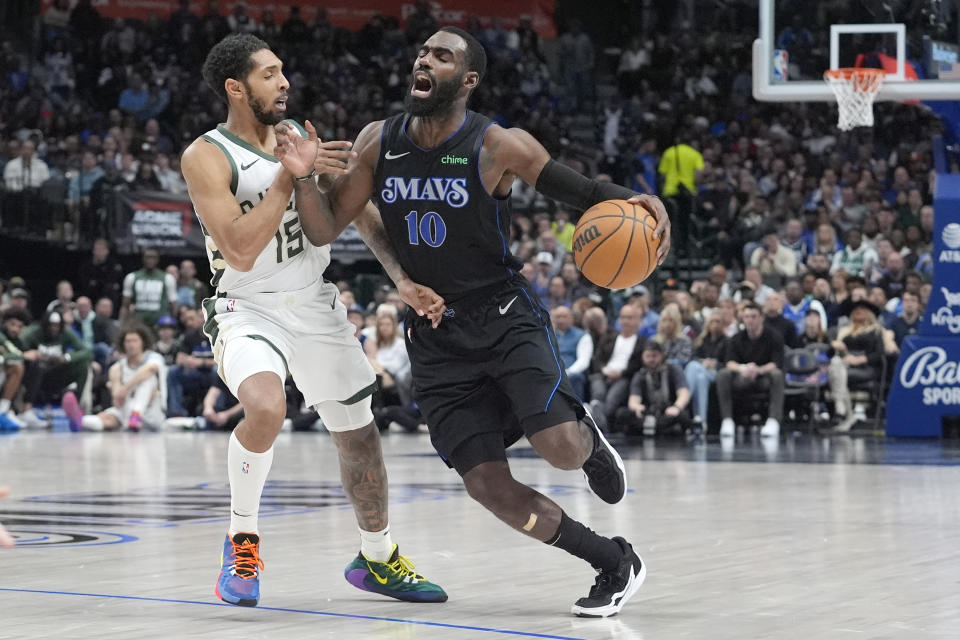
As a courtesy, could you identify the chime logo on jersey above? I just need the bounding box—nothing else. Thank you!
[380,176,469,208]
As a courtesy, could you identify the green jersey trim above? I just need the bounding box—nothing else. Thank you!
[341,380,379,405]
[201,134,239,195]
[216,124,279,163]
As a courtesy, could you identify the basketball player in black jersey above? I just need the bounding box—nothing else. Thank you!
[274,26,670,617]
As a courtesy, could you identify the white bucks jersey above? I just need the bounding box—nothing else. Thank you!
[198,123,329,296]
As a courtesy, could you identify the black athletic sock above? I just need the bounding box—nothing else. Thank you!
[545,512,623,571]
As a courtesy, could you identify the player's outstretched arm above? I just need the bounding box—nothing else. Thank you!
[274,119,360,246]
[487,126,672,265]
[181,139,294,272]
[0,487,14,547]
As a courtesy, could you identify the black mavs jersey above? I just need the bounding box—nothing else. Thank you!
[373,110,521,299]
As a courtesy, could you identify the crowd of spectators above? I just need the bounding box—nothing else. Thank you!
[0,1,946,435]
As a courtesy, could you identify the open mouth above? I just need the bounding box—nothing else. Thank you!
[411,71,433,98]
[275,95,288,111]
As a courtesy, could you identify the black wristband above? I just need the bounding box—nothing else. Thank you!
[294,168,317,182]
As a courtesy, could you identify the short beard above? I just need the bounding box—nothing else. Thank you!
[245,84,283,126]
[404,75,462,118]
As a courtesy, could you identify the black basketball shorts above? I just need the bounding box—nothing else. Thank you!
[404,276,583,475]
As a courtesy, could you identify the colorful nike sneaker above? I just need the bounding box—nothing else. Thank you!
[216,532,264,607]
[61,391,83,432]
[344,545,447,603]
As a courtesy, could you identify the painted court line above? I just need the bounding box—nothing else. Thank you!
[0,587,588,640]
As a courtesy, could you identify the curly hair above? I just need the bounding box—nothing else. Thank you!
[201,34,270,103]
[115,322,155,355]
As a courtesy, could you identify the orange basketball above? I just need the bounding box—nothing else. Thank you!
[572,200,660,289]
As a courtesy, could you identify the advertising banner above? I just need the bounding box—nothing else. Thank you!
[43,0,556,37]
[115,189,206,255]
[887,173,960,436]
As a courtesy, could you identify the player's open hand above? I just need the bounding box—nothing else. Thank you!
[274,119,318,178]
[0,487,15,548]
[626,194,671,265]
[397,278,446,329]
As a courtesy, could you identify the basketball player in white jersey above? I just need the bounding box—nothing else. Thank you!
[180,34,447,607]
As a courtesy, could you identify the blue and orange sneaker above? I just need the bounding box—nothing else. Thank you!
[344,544,447,603]
[216,532,264,607]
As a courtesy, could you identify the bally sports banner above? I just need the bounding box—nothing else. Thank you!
[43,0,556,37]
[887,173,960,436]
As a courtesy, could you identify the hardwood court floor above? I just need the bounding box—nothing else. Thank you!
[1,429,959,639]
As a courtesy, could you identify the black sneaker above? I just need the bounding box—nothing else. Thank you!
[580,404,627,504]
[571,537,645,618]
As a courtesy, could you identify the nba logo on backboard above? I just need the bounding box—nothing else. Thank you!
[772,49,788,82]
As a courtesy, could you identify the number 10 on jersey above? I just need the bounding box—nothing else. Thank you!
[405,210,447,247]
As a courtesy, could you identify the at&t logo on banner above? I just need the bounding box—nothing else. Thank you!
[939,222,960,262]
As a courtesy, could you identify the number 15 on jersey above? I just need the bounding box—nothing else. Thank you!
[405,210,447,248]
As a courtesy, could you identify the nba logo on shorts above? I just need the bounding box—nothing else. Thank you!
[226,299,237,312]
[241,461,249,474]
[772,49,788,83]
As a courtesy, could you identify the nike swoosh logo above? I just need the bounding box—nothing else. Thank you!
[384,150,410,160]
[240,159,260,170]
[499,296,518,315]
[366,562,389,584]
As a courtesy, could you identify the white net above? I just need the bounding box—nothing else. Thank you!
[824,68,885,131]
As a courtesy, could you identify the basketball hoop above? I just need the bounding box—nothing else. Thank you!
[823,68,886,131]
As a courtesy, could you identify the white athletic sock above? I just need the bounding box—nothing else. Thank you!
[359,524,393,562]
[0,399,10,414]
[81,415,105,431]
[228,430,274,536]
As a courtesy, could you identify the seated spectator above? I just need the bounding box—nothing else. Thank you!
[154,315,179,365]
[582,306,616,358]
[781,218,810,266]
[762,291,798,348]
[166,308,214,417]
[551,305,592,400]
[831,228,877,278]
[198,375,243,431]
[694,281,720,324]
[20,310,93,422]
[0,309,27,430]
[717,302,785,438]
[631,293,660,338]
[790,310,830,387]
[783,278,827,334]
[70,295,115,368]
[709,265,733,301]
[46,280,75,314]
[890,290,921,346]
[176,259,207,309]
[750,226,798,281]
[734,267,774,305]
[364,304,413,409]
[588,303,645,430]
[876,252,907,300]
[78,239,124,308]
[530,252,553,302]
[828,300,886,431]
[805,252,832,280]
[797,309,828,348]
[653,305,692,366]
[1,308,44,428]
[63,324,165,431]
[868,287,897,328]
[545,276,571,308]
[684,313,728,426]
[618,341,691,436]
[560,263,593,303]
